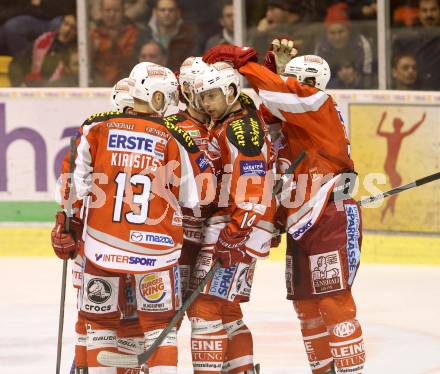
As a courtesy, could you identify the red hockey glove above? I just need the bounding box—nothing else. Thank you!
[214,227,253,268]
[51,211,83,260]
[203,44,258,68]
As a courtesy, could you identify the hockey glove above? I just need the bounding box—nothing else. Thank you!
[270,38,298,74]
[214,227,253,268]
[51,211,83,260]
[203,44,258,68]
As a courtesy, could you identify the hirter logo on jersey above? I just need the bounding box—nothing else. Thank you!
[86,278,112,304]
[107,129,165,159]
[239,160,266,176]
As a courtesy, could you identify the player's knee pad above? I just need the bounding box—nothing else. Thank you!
[144,327,178,369]
[223,319,250,339]
[293,300,333,374]
[317,291,357,326]
[191,318,227,373]
[117,336,144,355]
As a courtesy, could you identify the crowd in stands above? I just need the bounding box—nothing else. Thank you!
[0,0,438,90]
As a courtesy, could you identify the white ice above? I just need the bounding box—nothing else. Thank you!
[1,258,439,373]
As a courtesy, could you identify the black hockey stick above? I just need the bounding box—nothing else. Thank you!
[97,260,222,368]
[358,171,440,206]
[272,150,306,196]
[56,136,77,374]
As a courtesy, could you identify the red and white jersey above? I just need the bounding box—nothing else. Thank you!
[239,62,354,239]
[163,111,213,246]
[73,111,203,273]
[203,104,275,258]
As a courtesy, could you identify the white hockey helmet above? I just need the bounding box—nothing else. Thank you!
[110,78,134,111]
[284,55,331,90]
[193,62,241,106]
[179,56,208,106]
[128,62,179,115]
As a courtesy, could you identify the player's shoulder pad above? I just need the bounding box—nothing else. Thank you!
[238,92,257,110]
[162,115,200,153]
[226,110,265,157]
[81,110,123,127]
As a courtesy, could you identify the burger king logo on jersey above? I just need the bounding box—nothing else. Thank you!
[139,273,166,303]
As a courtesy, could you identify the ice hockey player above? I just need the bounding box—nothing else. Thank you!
[203,42,365,374]
[52,77,142,374]
[166,56,213,299]
[51,61,204,373]
[186,61,273,374]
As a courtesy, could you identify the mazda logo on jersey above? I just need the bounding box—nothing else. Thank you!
[130,231,143,242]
[87,278,112,304]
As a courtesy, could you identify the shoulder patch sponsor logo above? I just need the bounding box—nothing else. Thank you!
[239,160,266,176]
[139,273,166,303]
[196,153,210,172]
[107,129,166,159]
[87,278,112,304]
[309,251,343,294]
[129,230,174,247]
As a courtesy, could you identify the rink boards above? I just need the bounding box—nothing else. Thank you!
[1,224,439,265]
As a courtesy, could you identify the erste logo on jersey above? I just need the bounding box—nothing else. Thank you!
[240,160,266,176]
[139,273,166,303]
[107,129,166,160]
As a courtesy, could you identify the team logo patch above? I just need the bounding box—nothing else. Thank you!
[309,251,344,294]
[195,153,210,172]
[139,273,166,303]
[239,160,266,176]
[87,278,112,304]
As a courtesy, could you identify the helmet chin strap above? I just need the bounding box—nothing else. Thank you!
[218,88,240,121]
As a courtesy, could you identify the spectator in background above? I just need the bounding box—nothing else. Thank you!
[137,39,167,65]
[90,0,151,86]
[392,0,440,89]
[0,0,75,56]
[247,0,319,57]
[391,54,419,89]
[8,14,77,86]
[89,0,151,27]
[147,0,200,71]
[345,0,377,20]
[315,2,375,88]
[330,59,365,88]
[205,0,234,51]
[392,0,419,27]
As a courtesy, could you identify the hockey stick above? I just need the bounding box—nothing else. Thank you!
[272,150,306,196]
[358,171,440,206]
[97,260,222,368]
[56,136,77,374]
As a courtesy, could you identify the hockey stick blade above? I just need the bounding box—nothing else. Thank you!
[358,171,440,206]
[97,260,222,368]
